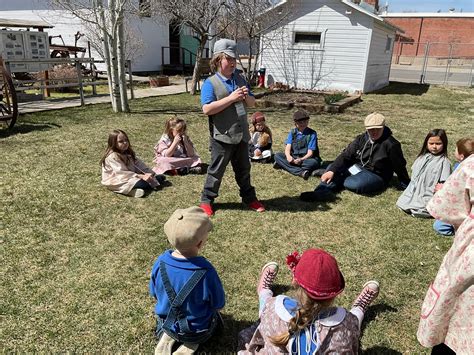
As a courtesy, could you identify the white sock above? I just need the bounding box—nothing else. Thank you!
[350,307,365,330]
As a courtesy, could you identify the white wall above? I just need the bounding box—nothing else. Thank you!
[0,0,170,73]
[363,21,394,92]
[260,0,373,92]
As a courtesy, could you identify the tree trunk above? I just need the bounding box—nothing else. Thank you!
[116,5,130,112]
[96,0,116,111]
[189,36,208,95]
[108,0,121,112]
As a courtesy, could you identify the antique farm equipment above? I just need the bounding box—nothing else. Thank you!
[0,56,18,129]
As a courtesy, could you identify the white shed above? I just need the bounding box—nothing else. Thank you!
[0,0,170,73]
[260,0,399,93]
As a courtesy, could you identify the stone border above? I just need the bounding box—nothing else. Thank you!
[254,89,361,113]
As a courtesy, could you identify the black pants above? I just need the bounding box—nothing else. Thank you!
[201,138,256,204]
[432,343,455,354]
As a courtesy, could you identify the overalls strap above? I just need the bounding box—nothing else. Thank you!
[159,261,207,335]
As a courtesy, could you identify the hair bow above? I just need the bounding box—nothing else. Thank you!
[286,251,301,274]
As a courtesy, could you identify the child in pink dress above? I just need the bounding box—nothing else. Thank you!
[153,116,203,175]
[417,154,474,354]
[238,249,380,354]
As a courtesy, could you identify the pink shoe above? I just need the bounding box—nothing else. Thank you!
[248,200,265,212]
[352,280,380,313]
[199,203,214,217]
[257,262,279,294]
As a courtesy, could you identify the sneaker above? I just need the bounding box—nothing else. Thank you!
[178,167,190,176]
[248,200,265,212]
[311,168,327,177]
[199,202,214,216]
[273,162,282,170]
[352,280,380,313]
[154,332,175,355]
[189,166,203,174]
[129,188,145,198]
[300,170,310,180]
[257,262,279,294]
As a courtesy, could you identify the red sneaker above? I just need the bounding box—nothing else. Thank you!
[248,200,265,212]
[199,203,214,216]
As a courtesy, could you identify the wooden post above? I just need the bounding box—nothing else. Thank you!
[91,58,97,96]
[76,60,85,106]
[43,70,50,98]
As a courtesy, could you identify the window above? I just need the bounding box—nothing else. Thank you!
[385,36,393,52]
[139,0,151,17]
[294,32,321,44]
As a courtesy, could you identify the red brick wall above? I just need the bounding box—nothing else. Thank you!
[386,17,474,57]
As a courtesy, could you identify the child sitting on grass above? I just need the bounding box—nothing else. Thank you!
[273,109,322,180]
[249,111,273,163]
[149,207,225,354]
[153,116,204,176]
[433,137,474,236]
[101,129,166,198]
[397,129,451,218]
[238,249,379,354]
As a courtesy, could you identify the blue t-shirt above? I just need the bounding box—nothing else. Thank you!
[149,250,225,333]
[200,71,253,106]
[285,127,318,151]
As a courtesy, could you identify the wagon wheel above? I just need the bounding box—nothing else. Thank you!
[0,62,18,129]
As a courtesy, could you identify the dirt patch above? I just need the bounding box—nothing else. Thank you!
[255,90,360,113]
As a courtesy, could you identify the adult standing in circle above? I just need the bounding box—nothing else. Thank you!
[199,39,265,216]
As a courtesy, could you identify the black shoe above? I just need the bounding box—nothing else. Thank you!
[311,168,327,177]
[300,170,310,180]
[273,162,282,170]
[300,189,335,202]
[189,166,203,174]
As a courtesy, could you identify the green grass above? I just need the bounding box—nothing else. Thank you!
[1,83,473,352]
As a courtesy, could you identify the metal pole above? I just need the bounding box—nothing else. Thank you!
[76,60,85,106]
[127,60,134,100]
[468,59,474,87]
[444,43,453,84]
[420,43,430,84]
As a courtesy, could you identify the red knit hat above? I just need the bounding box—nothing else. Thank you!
[251,111,265,124]
[290,249,345,300]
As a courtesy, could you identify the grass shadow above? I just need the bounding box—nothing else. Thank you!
[214,196,337,213]
[199,313,256,352]
[135,109,203,115]
[361,302,398,335]
[0,122,61,138]
[372,82,430,96]
[362,346,403,354]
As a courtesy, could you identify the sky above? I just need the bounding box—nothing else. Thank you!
[386,0,474,13]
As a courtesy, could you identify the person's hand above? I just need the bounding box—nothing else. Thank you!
[293,158,303,165]
[321,171,334,183]
[229,87,247,102]
[286,156,294,164]
[254,149,262,157]
[173,134,182,144]
[434,183,443,192]
[240,86,249,99]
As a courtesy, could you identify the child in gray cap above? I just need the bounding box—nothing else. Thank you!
[149,206,225,354]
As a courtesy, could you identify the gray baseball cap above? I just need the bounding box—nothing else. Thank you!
[213,38,237,58]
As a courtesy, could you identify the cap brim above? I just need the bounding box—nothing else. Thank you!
[365,125,384,129]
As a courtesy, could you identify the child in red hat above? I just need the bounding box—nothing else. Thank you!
[249,111,273,163]
[238,249,380,354]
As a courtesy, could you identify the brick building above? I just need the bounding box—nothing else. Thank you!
[381,12,474,62]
